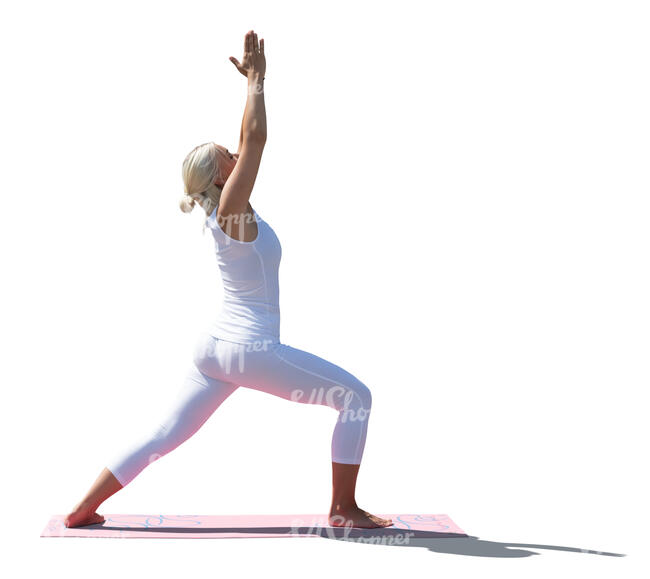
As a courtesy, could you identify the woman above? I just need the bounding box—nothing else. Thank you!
[64,30,392,530]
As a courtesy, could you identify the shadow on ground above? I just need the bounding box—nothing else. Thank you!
[92,523,625,557]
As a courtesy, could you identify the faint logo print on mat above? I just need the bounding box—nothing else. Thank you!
[288,517,412,544]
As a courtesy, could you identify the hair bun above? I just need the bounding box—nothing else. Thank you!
[179,195,195,213]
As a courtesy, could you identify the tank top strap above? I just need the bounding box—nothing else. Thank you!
[207,206,262,244]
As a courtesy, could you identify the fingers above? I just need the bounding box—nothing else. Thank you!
[243,29,262,54]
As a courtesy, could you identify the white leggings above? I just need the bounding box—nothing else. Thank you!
[106,333,373,487]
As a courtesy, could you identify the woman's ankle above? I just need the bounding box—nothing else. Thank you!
[76,498,100,512]
[330,499,358,512]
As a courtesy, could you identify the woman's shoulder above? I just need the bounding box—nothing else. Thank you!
[207,204,261,243]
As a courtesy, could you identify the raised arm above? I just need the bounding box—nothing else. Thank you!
[220,30,266,220]
[236,100,246,156]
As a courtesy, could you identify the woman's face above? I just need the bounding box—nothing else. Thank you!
[213,143,239,185]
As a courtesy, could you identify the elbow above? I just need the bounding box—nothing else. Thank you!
[244,132,266,145]
[244,127,266,145]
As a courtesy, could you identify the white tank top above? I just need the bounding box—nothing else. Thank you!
[206,204,282,345]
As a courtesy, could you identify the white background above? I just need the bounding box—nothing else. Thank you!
[1,0,648,576]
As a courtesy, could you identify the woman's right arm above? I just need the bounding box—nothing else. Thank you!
[219,31,266,221]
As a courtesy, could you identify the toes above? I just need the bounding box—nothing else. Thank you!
[64,511,104,528]
[329,510,392,529]
[367,514,392,527]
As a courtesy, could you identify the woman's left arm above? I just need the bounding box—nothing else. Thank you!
[236,100,247,155]
[230,37,254,157]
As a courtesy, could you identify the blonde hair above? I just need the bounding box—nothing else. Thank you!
[179,142,223,232]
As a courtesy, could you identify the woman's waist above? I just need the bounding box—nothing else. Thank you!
[208,318,280,347]
[221,296,280,311]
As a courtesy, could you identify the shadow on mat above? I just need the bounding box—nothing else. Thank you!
[92,523,626,557]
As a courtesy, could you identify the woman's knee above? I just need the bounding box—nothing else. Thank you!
[326,379,372,414]
[353,380,372,410]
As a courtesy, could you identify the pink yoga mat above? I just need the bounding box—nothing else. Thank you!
[41,513,466,539]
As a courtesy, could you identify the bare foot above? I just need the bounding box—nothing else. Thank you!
[64,503,105,528]
[329,506,393,529]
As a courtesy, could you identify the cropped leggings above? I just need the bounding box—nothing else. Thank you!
[106,333,373,487]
